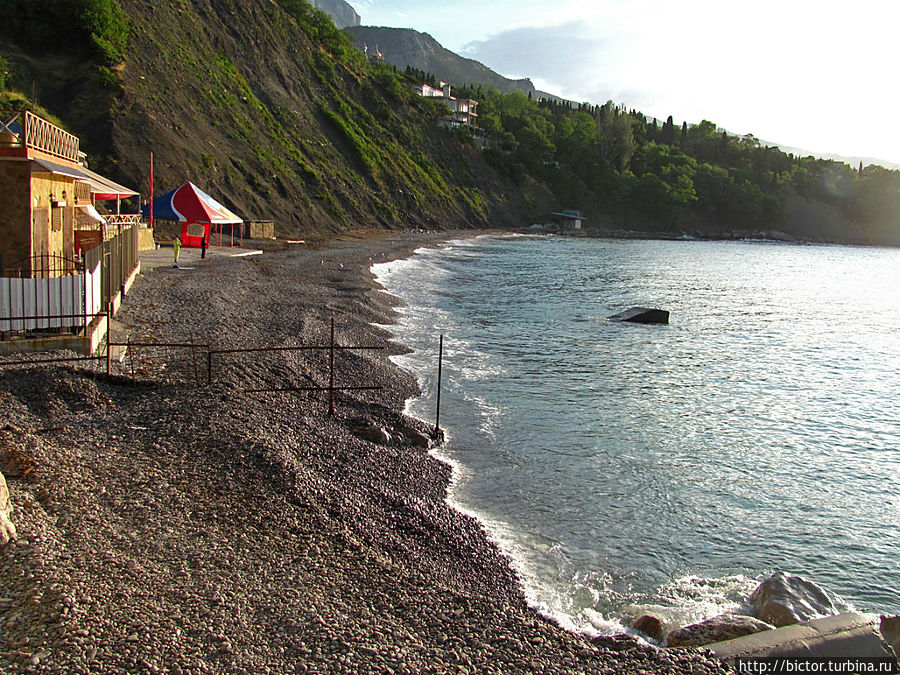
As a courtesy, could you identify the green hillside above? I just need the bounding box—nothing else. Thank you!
[0,0,552,235]
[0,0,897,244]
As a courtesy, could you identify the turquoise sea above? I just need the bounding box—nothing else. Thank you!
[372,235,900,634]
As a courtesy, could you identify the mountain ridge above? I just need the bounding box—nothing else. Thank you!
[310,0,360,29]
[345,26,537,96]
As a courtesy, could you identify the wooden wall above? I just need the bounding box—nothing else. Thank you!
[0,162,31,273]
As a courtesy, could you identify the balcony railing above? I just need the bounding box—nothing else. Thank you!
[102,214,144,240]
[0,110,80,162]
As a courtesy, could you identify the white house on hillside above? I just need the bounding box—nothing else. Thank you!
[416,82,478,128]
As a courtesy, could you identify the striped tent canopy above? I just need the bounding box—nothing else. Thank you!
[142,182,242,248]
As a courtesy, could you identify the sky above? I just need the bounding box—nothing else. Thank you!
[347,0,900,166]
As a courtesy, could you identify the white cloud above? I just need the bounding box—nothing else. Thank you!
[353,0,900,162]
[458,2,900,162]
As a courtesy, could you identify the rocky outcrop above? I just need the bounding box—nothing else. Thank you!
[749,572,841,627]
[0,469,16,544]
[350,419,436,448]
[666,614,774,648]
[310,0,360,28]
[400,427,433,449]
[352,422,392,445]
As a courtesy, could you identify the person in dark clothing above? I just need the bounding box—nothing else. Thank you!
[200,235,207,259]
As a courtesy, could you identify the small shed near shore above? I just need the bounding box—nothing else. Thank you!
[244,220,275,239]
[552,209,586,231]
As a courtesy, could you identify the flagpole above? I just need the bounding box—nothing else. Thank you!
[149,152,155,228]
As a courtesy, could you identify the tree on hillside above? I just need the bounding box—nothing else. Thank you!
[555,110,595,163]
[661,115,675,146]
[596,102,634,172]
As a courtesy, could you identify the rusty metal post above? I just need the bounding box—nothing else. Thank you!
[328,317,336,416]
[434,334,443,438]
[106,308,111,376]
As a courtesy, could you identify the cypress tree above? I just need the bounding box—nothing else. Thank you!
[661,116,675,146]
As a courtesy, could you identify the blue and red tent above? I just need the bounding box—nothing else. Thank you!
[141,181,242,248]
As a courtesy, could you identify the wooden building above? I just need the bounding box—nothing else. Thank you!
[0,109,138,277]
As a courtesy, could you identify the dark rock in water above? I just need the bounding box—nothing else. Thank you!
[608,307,669,324]
[666,613,775,647]
[749,571,840,627]
[632,614,665,641]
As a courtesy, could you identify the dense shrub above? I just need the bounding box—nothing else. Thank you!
[275,0,359,62]
[0,0,128,65]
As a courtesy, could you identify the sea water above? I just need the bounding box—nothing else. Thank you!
[372,235,900,634]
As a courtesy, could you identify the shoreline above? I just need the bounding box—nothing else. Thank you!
[0,230,727,673]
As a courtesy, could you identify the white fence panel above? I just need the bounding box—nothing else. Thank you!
[0,259,101,332]
[85,259,101,321]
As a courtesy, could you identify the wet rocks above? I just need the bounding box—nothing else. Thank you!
[400,426,432,449]
[632,614,664,641]
[666,614,775,647]
[748,571,840,627]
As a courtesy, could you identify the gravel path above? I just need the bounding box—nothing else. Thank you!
[0,232,728,674]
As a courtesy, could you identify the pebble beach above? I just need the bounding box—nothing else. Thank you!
[0,232,728,674]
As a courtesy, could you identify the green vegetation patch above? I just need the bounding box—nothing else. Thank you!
[0,0,129,66]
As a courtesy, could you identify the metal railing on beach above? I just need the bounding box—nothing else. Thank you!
[1,317,387,418]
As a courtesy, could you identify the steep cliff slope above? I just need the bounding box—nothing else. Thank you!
[1,0,552,236]
[110,0,540,234]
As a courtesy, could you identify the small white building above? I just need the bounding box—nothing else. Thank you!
[417,82,478,128]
